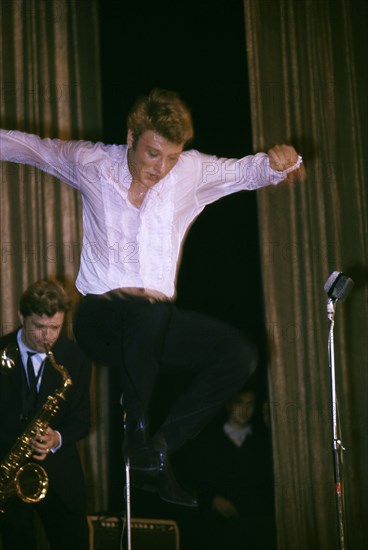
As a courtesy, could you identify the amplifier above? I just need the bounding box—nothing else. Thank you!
[88,515,180,550]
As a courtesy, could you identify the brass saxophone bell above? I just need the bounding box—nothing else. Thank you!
[14,463,49,504]
[1,349,15,370]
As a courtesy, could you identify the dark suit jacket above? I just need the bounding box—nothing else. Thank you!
[0,330,91,514]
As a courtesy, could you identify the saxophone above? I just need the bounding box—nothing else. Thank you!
[0,343,72,513]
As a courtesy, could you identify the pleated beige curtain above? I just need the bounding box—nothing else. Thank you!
[243,0,368,548]
[0,0,109,512]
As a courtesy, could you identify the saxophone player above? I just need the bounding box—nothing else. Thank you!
[0,280,91,550]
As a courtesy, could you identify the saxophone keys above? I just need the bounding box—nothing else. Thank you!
[1,349,15,370]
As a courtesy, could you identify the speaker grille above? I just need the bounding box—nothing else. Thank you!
[88,515,180,550]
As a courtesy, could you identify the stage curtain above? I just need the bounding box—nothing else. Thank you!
[0,0,109,513]
[243,1,368,548]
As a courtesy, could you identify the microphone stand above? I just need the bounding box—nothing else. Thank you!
[121,397,132,550]
[327,297,347,550]
[124,453,132,550]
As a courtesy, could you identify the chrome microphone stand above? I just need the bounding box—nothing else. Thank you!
[124,453,132,550]
[324,271,354,550]
[121,397,132,550]
[327,297,346,550]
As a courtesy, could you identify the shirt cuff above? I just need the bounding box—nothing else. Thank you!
[283,154,303,174]
[266,154,303,184]
[51,431,62,453]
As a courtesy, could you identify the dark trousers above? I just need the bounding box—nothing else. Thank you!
[0,487,90,550]
[197,512,277,550]
[73,293,257,452]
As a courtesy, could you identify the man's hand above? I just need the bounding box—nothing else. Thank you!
[212,495,240,518]
[32,427,60,460]
[268,144,306,182]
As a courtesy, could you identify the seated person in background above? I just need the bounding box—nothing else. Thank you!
[192,385,277,550]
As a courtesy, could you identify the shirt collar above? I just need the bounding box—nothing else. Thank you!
[223,422,253,447]
[17,329,47,368]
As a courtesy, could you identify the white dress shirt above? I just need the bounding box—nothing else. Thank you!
[0,130,302,298]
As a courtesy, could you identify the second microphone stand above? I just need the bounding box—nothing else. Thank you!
[327,298,347,550]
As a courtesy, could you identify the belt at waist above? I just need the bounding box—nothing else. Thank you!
[84,287,171,304]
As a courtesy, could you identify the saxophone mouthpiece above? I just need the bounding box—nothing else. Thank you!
[44,342,51,354]
[43,342,72,390]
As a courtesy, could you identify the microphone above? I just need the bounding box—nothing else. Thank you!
[324,271,354,302]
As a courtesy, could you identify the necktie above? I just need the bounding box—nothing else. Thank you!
[27,351,38,407]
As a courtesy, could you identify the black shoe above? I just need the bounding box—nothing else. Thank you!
[123,419,159,473]
[131,451,198,508]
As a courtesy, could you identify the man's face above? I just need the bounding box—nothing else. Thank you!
[228,392,256,427]
[19,311,65,353]
[127,130,184,188]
